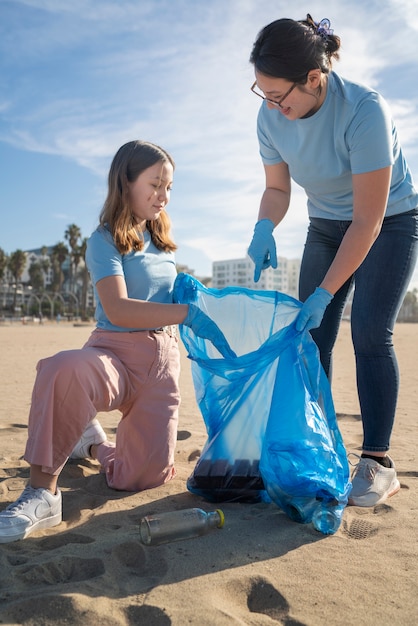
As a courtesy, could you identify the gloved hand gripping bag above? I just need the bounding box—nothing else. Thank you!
[173,273,351,534]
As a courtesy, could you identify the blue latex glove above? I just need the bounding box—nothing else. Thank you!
[296,287,333,332]
[182,304,237,359]
[247,219,277,282]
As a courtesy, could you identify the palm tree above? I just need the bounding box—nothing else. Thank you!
[0,248,7,282]
[0,248,8,310]
[28,261,44,292]
[78,237,91,319]
[50,242,69,293]
[399,289,418,322]
[39,245,50,291]
[65,224,82,294]
[8,249,27,311]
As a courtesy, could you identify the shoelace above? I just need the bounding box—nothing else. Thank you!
[6,485,38,512]
[348,452,361,477]
[348,454,377,483]
[348,452,361,467]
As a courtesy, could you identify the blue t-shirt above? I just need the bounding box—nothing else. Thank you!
[86,226,177,332]
[257,72,417,220]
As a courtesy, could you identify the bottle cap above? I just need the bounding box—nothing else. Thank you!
[215,509,225,528]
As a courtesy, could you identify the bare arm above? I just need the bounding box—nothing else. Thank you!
[96,275,188,328]
[258,162,291,225]
[320,166,392,294]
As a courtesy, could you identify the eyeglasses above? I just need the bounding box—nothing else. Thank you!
[251,80,298,108]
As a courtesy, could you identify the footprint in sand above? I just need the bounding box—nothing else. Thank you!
[342,515,379,540]
[187,449,201,462]
[2,422,28,430]
[0,594,123,626]
[177,429,192,441]
[125,603,171,624]
[247,578,307,624]
[223,576,307,625]
[342,501,397,540]
[16,555,105,586]
[4,533,95,567]
[112,539,168,584]
[1,477,30,496]
[174,445,201,464]
[0,532,103,597]
[174,429,201,467]
[0,465,30,498]
[398,469,418,478]
[0,533,170,623]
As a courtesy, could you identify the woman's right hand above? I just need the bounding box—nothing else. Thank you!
[295,287,333,332]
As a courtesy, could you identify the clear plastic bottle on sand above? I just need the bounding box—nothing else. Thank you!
[139,508,225,546]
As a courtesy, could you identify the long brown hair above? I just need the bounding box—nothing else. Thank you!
[99,140,177,254]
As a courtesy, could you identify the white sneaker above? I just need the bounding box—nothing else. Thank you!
[348,456,400,507]
[0,485,62,543]
[70,418,107,459]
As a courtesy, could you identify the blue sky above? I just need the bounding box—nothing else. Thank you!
[1,0,417,288]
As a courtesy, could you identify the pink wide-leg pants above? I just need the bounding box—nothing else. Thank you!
[24,328,181,491]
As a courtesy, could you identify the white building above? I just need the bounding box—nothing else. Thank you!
[212,255,301,299]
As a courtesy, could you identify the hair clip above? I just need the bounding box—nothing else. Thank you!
[316,18,333,40]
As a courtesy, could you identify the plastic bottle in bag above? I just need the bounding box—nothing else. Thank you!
[139,508,225,545]
[265,481,344,535]
[311,502,345,535]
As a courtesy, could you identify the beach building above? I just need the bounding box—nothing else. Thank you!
[212,256,301,299]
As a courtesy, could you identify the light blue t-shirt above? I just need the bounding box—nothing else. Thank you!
[86,226,177,332]
[257,71,417,219]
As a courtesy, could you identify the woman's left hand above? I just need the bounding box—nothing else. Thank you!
[248,219,277,282]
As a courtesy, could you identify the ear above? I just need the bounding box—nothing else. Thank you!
[307,69,322,89]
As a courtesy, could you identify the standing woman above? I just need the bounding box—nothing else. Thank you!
[0,140,232,543]
[247,15,418,506]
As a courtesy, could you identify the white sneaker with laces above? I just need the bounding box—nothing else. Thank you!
[70,418,107,459]
[348,455,400,507]
[0,485,62,543]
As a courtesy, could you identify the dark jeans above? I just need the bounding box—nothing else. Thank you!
[299,208,418,452]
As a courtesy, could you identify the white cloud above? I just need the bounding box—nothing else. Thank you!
[388,100,418,157]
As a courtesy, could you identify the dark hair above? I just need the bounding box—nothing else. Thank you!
[99,140,177,254]
[250,14,341,83]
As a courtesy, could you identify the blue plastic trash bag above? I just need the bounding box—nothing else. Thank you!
[173,273,351,534]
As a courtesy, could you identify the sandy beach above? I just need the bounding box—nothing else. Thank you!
[0,320,417,625]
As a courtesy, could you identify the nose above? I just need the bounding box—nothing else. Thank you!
[266,98,283,110]
[266,101,277,110]
[158,189,169,205]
